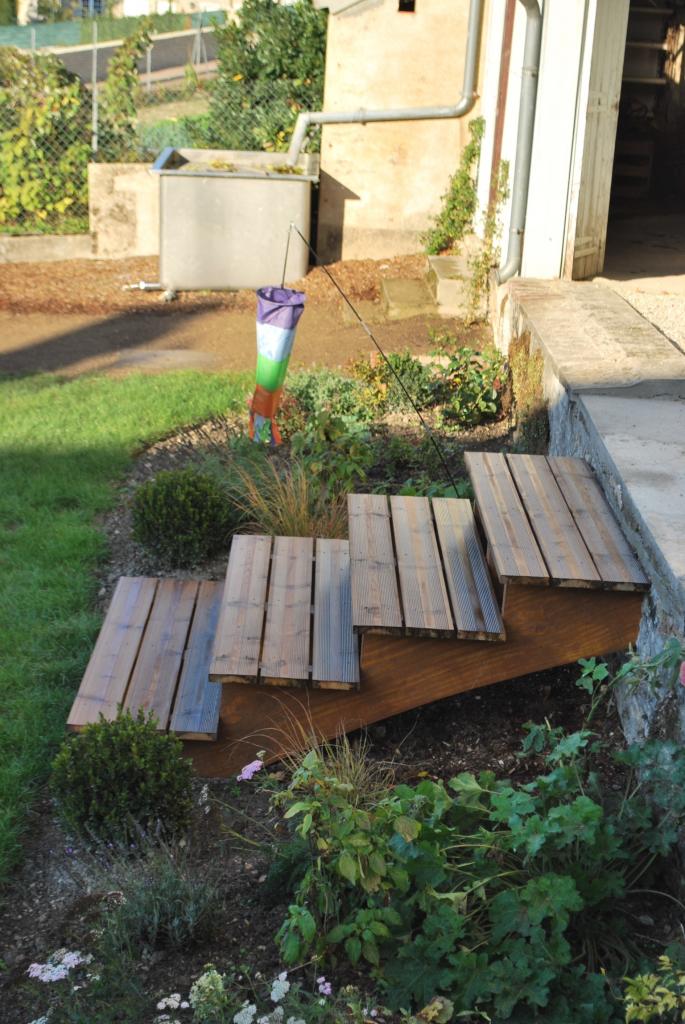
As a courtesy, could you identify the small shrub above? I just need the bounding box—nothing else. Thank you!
[350,352,437,414]
[98,839,223,955]
[51,709,194,840]
[132,467,239,566]
[234,458,347,538]
[623,951,685,1023]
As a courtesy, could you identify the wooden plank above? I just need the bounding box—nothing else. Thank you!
[170,581,223,740]
[465,452,549,585]
[312,539,360,690]
[260,536,313,686]
[432,498,505,640]
[389,495,454,636]
[507,454,601,587]
[190,585,644,777]
[348,493,403,634]
[67,577,157,730]
[548,457,649,590]
[209,535,272,683]
[125,579,199,730]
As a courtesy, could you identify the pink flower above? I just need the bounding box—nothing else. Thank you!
[237,759,263,782]
[679,661,685,687]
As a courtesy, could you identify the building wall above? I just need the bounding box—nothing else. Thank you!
[316,0,484,262]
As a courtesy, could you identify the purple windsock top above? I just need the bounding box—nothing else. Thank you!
[256,286,306,329]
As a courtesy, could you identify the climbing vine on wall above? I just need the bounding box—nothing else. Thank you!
[422,116,484,256]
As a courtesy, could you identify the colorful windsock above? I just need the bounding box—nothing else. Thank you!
[249,286,306,445]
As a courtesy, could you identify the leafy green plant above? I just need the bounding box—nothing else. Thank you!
[0,48,90,231]
[132,466,239,566]
[285,369,372,429]
[467,157,509,322]
[394,476,473,499]
[51,709,194,840]
[201,0,327,152]
[291,412,374,496]
[422,117,484,255]
[623,952,685,1022]
[268,645,685,1020]
[350,352,437,415]
[433,344,506,428]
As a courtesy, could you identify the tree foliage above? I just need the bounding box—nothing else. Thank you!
[200,0,327,152]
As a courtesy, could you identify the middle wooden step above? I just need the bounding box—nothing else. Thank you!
[209,535,360,691]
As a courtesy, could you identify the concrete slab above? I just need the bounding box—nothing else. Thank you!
[506,278,685,397]
[380,278,436,320]
[578,393,685,609]
[0,233,92,264]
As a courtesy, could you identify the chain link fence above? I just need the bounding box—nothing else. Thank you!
[0,13,319,236]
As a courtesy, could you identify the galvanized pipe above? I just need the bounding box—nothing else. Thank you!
[496,0,543,283]
[286,0,484,166]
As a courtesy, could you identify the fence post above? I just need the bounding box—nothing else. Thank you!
[91,20,98,155]
[146,44,152,96]
[30,27,36,55]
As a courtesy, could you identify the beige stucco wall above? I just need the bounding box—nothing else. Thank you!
[317,0,485,262]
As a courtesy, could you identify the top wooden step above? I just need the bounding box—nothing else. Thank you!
[348,494,505,641]
[465,452,649,591]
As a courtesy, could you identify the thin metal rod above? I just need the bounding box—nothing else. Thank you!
[287,223,461,495]
[280,221,293,288]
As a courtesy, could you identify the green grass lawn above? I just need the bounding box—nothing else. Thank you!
[0,371,251,884]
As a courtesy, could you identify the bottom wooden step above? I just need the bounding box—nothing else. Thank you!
[186,585,645,776]
[68,577,222,741]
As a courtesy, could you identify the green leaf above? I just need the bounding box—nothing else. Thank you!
[345,936,362,963]
[394,815,421,842]
[338,850,358,884]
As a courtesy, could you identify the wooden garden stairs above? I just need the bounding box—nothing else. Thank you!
[68,454,649,777]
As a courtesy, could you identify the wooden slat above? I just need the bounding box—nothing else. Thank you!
[312,539,360,690]
[260,536,313,686]
[548,457,649,591]
[465,451,550,585]
[432,498,505,640]
[209,535,272,683]
[348,493,403,634]
[170,581,223,740]
[507,454,602,587]
[389,495,454,636]
[67,576,157,729]
[125,579,199,730]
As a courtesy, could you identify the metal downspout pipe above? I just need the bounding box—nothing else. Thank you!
[496,0,543,283]
[286,0,485,166]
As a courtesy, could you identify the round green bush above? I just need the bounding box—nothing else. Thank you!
[51,710,194,841]
[132,467,237,567]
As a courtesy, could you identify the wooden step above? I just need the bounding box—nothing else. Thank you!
[209,535,360,690]
[466,453,649,591]
[348,493,505,641]
[68,577,222,741]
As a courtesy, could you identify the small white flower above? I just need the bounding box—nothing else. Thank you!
[270,976,290,1003]
[233,1001,257,1024]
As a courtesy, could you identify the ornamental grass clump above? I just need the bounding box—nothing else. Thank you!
[51,709,193,841]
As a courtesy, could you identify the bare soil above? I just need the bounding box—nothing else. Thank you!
[0,254,491,378]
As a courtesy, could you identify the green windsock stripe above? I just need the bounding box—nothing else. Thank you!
[256,352,291,392]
